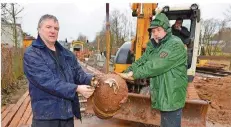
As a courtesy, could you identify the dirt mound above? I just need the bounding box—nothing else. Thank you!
[92,74,128,119]
[194,76,231,125]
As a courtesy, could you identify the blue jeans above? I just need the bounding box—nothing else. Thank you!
[160,108,182,127]
[32,117,74,127]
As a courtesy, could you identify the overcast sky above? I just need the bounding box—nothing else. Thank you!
[18,2,231,42]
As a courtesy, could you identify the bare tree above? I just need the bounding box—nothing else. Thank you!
[109,9,135,53]
[223,5,231,70]
[201,18,219,56]
[120,9,136,42]
[90,28,106,52]
[1,3,24,48]
[224,5,231,22]
[98,25,107,52]
[210,19,230,55]
[110,9,122,48]
[77,33,87,42]
[120,12,131,44]
[227,6,231,70]
[91,8,136,55]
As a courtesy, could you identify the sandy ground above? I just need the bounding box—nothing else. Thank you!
[194,75,231,126]
[74,116,156,127]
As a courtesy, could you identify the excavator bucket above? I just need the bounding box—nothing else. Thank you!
[86,83,209,127]
[82,62,209,127]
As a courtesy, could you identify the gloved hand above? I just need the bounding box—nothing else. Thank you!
[91,76,99,88]
[115,71,134,81]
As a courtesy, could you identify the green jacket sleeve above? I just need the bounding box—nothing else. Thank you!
[124,42,152,73]
[133,42,187,79]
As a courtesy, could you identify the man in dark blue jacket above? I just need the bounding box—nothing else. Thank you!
[23,14,98,127]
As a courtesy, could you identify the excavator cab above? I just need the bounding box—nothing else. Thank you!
[87,3,209,127]
[115,4,201,82]
[160,4,201,82]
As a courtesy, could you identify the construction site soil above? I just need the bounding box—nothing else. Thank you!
[193,75,231,125]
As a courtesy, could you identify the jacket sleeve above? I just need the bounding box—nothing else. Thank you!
[23,50,77,101]
[133,42,187,79]
[72,55,93,85]
[180,27,190,38]
[124,42,151,73]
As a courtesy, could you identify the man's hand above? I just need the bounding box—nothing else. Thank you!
[76,85,95,98]
[115,71,134,81]
[91,76,99,88]
[175,25,182,31]
[127,71,133,77]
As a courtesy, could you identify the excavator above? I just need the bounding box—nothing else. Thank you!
[87,3,209,127]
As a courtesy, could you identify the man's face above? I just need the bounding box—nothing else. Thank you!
[175,20,183,28]
[38,19,59,44]
[151,27,167,41]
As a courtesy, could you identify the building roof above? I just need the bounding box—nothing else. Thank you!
[24,36,36,40]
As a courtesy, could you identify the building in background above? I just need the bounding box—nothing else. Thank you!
[23,35,36,48]
[1,19,23,47]
[59,39,71,49]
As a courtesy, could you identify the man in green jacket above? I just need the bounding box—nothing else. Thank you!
[117,13,188,127]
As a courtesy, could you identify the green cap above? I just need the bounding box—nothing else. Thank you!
[148,13,170,32]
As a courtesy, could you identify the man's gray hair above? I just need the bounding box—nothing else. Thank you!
[37,14,58,29]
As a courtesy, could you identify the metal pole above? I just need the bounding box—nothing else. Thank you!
[105,3,110,73]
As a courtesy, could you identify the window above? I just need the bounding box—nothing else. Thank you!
[169,19,191,31]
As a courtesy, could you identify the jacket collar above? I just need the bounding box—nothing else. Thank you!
[32,35,72,57]
[32,35,63,51]
[159,32,172,44]
[150,32,172,50]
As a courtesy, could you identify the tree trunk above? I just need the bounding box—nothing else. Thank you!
[12,3,18,48]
